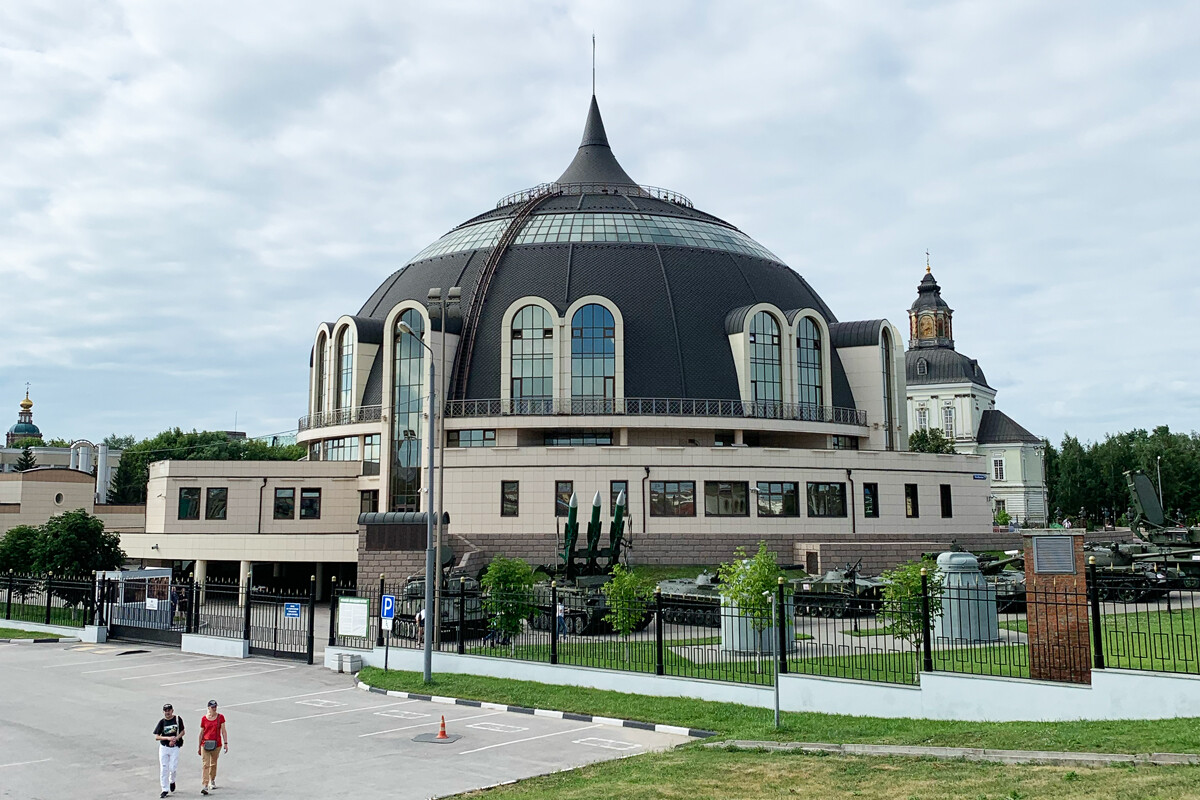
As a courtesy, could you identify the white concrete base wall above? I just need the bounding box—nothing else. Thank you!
[81,625,107,643]
[0,619,86,639]
[181,634,249,659]
[324,646,1200,722]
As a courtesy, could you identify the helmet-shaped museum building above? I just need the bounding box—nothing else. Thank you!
[292,96,992,581]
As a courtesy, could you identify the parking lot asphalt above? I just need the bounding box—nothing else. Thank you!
[0,641,691,799]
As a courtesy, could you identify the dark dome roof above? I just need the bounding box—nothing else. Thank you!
[905,348,991,389]
[8,421,40,436]
[358,97,854,407]
[910,270,951,313]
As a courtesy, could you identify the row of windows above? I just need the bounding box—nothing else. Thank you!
[177,487,323,521]
[308,434,381,462]
[493,480,954,519]
[915,406,956,438]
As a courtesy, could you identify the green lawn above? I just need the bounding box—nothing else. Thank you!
[358,667,1200,754]
[1101,608,1200,673]
[2,602,88,628]
[451,747,1200,799]
[0,626,63,639]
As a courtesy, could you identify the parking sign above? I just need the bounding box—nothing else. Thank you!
[381,594,395,621]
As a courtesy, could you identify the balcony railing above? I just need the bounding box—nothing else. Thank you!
[298,405,383,433]
[441,397,868,426]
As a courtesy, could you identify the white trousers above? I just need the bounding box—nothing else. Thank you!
[159,745,180,791]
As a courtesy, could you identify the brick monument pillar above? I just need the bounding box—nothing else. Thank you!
[1022,533,1091,684]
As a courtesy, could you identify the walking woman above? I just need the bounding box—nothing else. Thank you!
[198,700,228,795]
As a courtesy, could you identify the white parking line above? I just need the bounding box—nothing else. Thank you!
[457,724,603,755]
[272,700,415,724]
[123,662,238,680]
[47,656,152,668]
[206,687,353,710]
[359,711,502,738]
[81,657,190,674]
[574,737,642,751]
[0,758,52,769]
[162,666,296,686]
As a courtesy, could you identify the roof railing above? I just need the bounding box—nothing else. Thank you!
[441,397,867,426]
[298,404,383,433]
[497,182,694,210]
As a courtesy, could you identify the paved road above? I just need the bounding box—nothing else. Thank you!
[0,641,690,799]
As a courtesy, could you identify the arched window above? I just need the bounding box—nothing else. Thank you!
[571,304,616,413]
[511,305,553,413]
[749,312,782,414]
[881,329,895,450]
[797,317,823,417]
[336,326,354,413]
[391,310,424,511]
[314,332,327,415]
[916,358,928,376]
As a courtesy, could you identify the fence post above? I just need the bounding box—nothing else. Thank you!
[328,576,338,647]
[183,578,193,635]
[654,587,665,676]
[307,575,317,666]
[457,579,466,656]
[5,572,13,620]
[242,581,252,642]
[191,578,201,633]
[920,568,934,673]
[376,574,385,648]
[1088,557,1105,670]
[549,581,559,665]
[44,572,54,625]
[96,576,107,627]
[776,576,789,675]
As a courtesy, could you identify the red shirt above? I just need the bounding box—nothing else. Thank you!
[200,714,225,746]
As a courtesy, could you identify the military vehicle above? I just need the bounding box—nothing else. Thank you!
[973,551,1027,612]
[656,571,724,627]
[791,561,886,617]
[393,573,488,640]
[1123,470,1200,590]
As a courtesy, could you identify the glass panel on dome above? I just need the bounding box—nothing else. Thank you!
[748,312,781,411]
[797,317,822,411]
[571,304,616,413]
[511,305,553,412]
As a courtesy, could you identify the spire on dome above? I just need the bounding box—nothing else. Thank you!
[555,95,638,187]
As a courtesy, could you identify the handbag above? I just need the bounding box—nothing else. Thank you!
[204,740,218,751]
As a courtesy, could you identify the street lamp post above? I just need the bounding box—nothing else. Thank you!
[1157,455,1165,511]
[427,286,460,649]
[398,319,436,683]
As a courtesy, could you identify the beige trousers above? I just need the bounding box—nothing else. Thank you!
[201,747,221,785]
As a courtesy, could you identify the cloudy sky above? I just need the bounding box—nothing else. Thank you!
[3,1,1198,447]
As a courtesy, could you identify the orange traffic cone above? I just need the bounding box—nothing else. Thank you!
[435,715,449,740]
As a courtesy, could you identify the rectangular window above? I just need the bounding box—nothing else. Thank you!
[994,499,1007,514]
[650,480,696,517]
[917,408,928,430]
[940,484,953,518]
[300,488,321,520]
[501,481,519,517]
[863,483,879,518]
[832,435,859,450]
[544,430,612,446]
[905,484,920,518]
[178,488,201,520]
[274,488,295,520]
[359,489,378,515]
[942,406,955,438]
[993,458,1006,482]
[756,482,799,517]
[714,431,735,447]
[205,487,228,521]
[806,482,847,518]
[448,429,496,448]
[610,480,628,517]
[363,434,381,463]
[554,480,574,517]
[705,481,749,517]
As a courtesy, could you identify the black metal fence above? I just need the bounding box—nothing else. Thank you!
[329,569,1200,688]
[2,572,96,628]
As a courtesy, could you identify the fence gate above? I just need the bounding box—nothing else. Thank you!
[98,569,187,647]
[248,589,313,661]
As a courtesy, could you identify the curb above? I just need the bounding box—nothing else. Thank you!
[705,740,1200,767]
[355,680,716,739]
[0,636,80,644]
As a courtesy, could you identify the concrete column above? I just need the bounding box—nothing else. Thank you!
[618,428,629,446]
[239,560,252,608]
[734,430,744,445]
[314,562,324,601]
[70,447,79,470]
[195,559,207,604]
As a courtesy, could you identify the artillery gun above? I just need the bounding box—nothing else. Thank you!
[791,560,886,617]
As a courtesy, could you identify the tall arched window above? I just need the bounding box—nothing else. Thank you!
[314,332,327,416]
[571,304,615,413]
[797,317,823,418]
[748,312,781,415]
[336,327,354,413]
[391,310,424,511]
[511,305,553,413]
[881,329,896,450]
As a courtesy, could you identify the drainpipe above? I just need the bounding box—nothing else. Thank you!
[257,478,268,534]
[845,468,856,535]
[642,466,650,536]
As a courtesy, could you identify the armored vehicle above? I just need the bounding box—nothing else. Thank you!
[1084,542,1178,601]
[393,574,488,640]
[791,562,886,617]
[656,571,724,627]
[1124,470,1200,589]
[974,552,1027,612]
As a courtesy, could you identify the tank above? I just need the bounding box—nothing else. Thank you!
[656,571,724,627]
[392,574,488,640]
[1084,543,1178,601]
[527,575,653,636]
[791,563,886,617]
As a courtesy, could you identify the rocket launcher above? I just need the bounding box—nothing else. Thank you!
[606,490,627,569]
[561,492,579,581]
[585,491,603,571]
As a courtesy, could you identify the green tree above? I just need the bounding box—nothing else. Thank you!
[0,524,43,574]
[44,438,72,448]
[480,556,535,655]
[908,428,957,454]
[601,564,652,662]
[103,433,137,449]
[880,558,943,671]
[15,446,37,471]
[35,510,125,618]
[8,437,44,450]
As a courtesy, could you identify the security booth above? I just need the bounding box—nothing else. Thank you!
[97,568,182,644]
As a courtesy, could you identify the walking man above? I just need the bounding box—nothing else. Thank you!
[198,699,228,795]
[152,703,185,797]
[556,600,567,636]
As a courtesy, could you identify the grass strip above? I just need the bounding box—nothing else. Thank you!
[452,748,1200,799]
[0,627,62,639]
[358,667,1200,754]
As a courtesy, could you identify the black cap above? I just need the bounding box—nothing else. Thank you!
[162,703,173,710]
[207,700,218,707]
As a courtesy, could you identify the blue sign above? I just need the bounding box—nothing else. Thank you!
[283,602,301,618]
[973,474,988,480]
[381,594,396,621]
